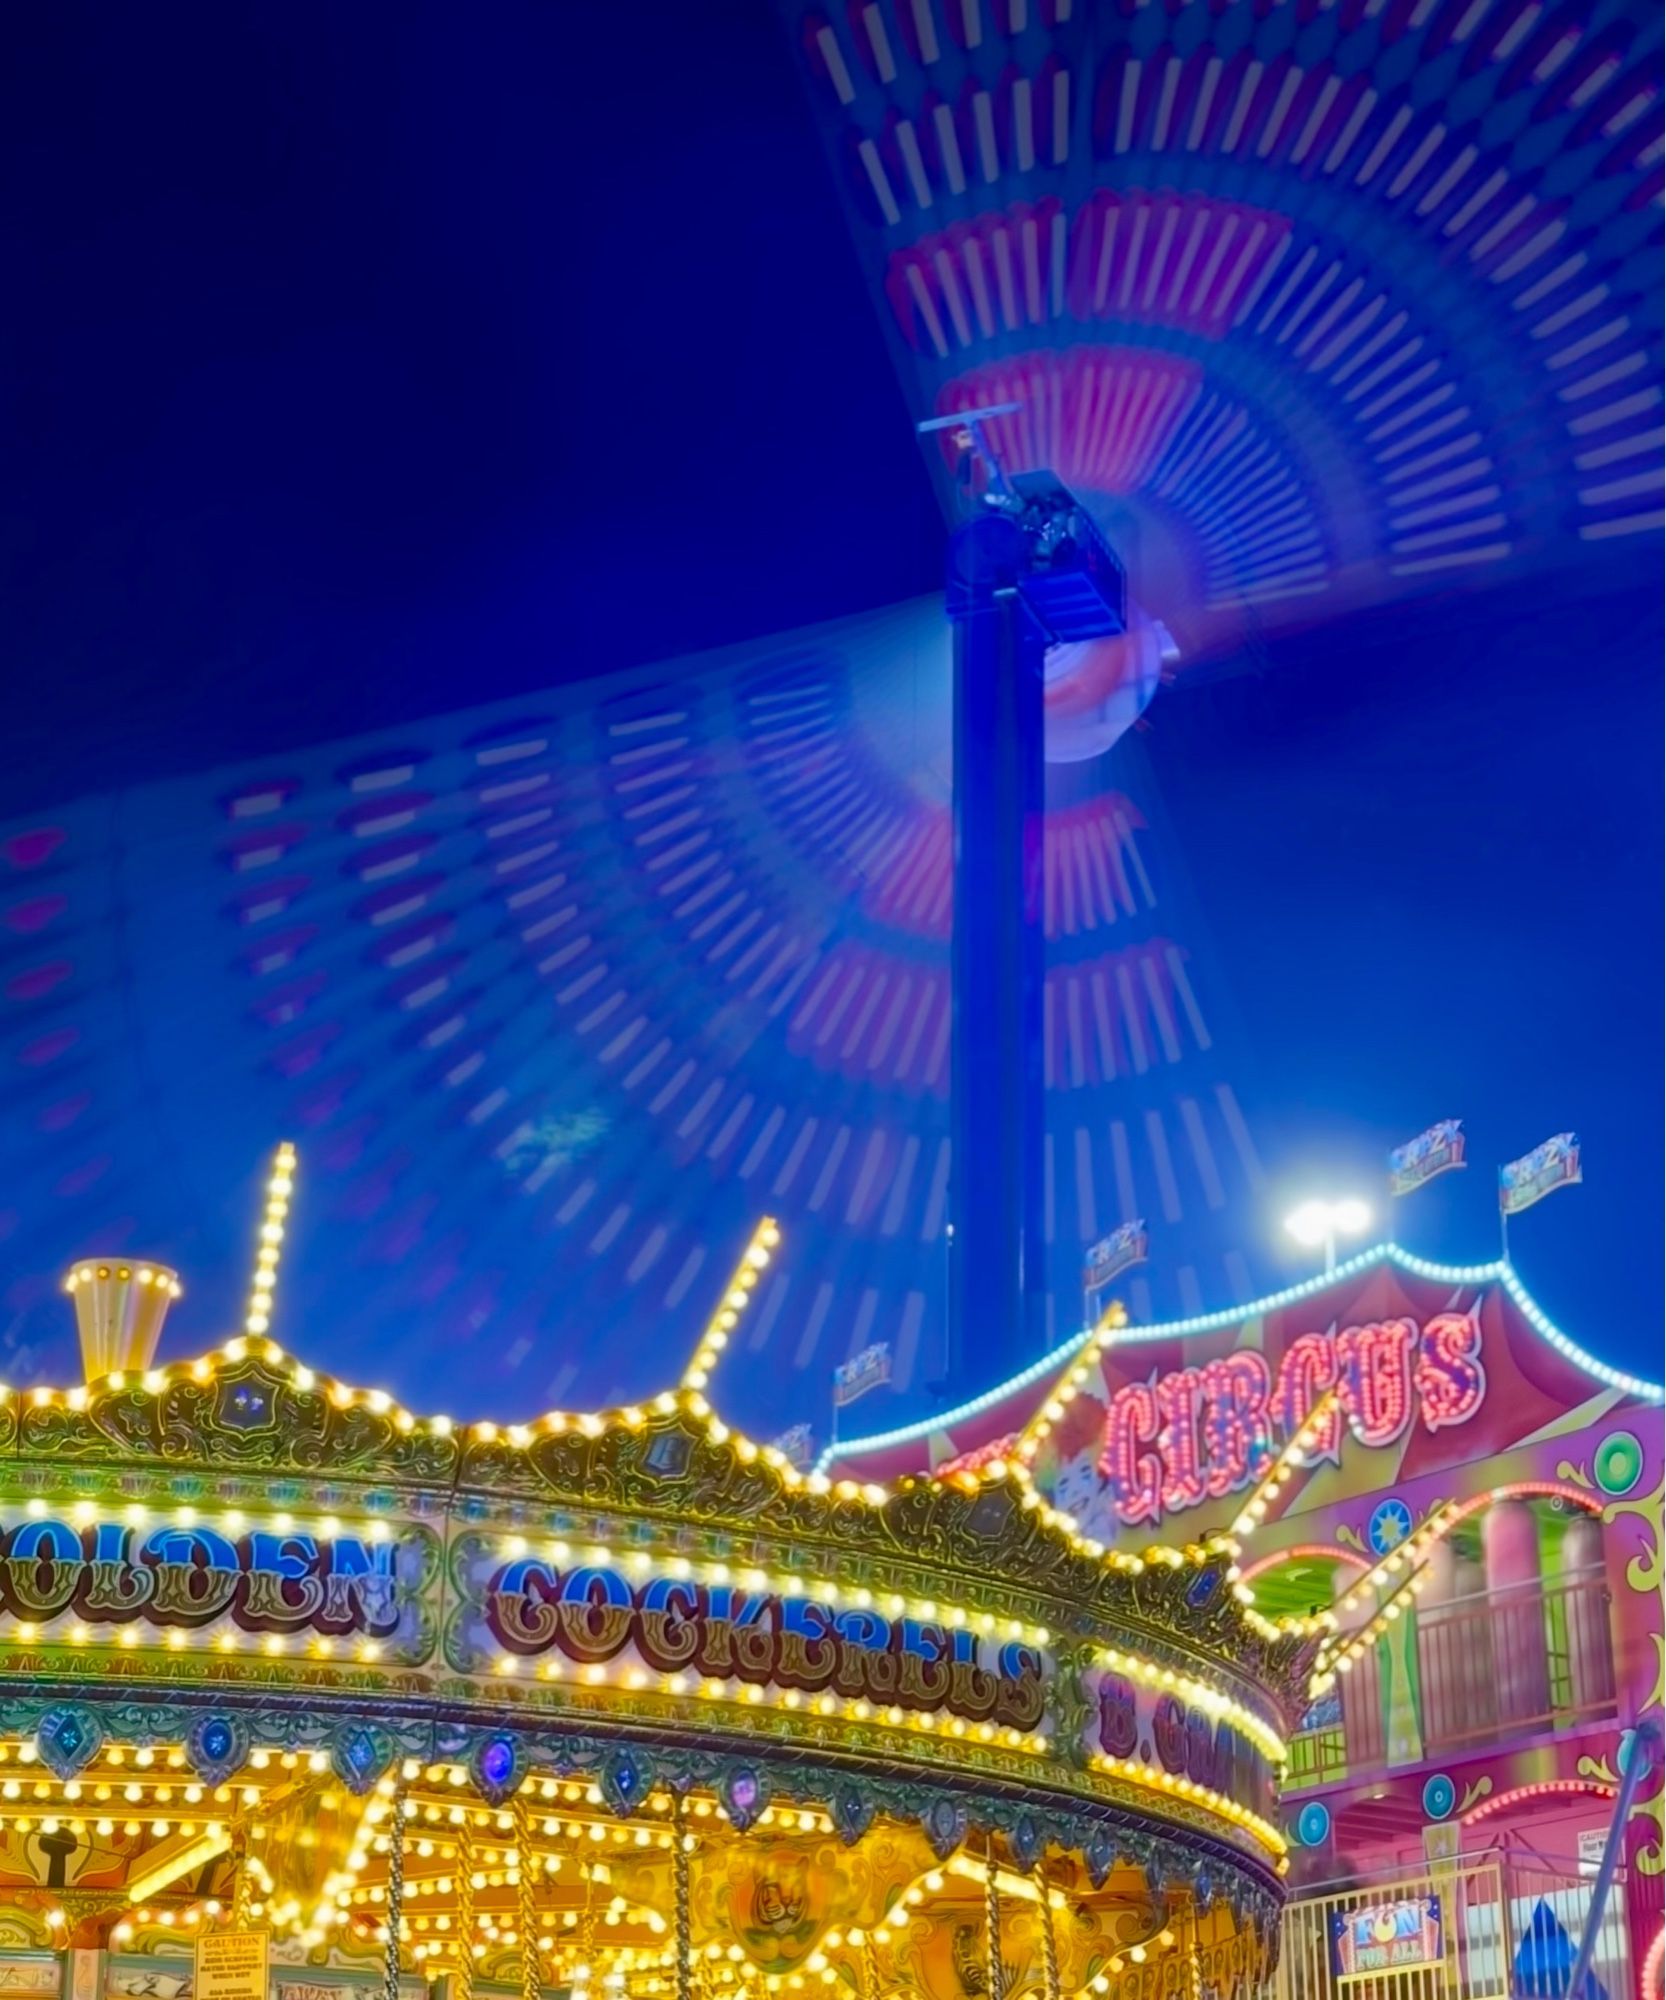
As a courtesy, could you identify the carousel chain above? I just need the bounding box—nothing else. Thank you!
[515,1796,542,2000]
[672,1794,693,2000]
[983,1839,1004,2000]
[581,1856,600,1973]
[383,1781,409,2000]
[1031,1863,1060,2000]
[230,1825,253,1933]
[455,1824,477,2000]
[863,1929,884,2000]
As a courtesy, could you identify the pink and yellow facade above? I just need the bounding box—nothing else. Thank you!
[825,1247,1665,1997]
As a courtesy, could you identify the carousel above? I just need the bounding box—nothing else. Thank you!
[0,1150,1323,2000]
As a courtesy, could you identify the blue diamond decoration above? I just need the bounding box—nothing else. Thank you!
[923,1799,966,1861]
[473,1734,520,1805]
[186,1714,247,1786]
[38,1709,101,1781]
[602,1750,647,1818]
[644,1432,691,1478]
[834,1785,873,1846]
[332,1726,390,1795]
[1186,1569,1221,1609]
[1084,1826,1115,1889]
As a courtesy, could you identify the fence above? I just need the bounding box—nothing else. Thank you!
[1274,1850,1633,2000]
[1417,1572,1617,1756]
[1285,1571,1617,1786]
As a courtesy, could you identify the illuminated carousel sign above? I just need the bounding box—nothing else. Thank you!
[479,1560,1048,1730]
[0,1515,404,1635]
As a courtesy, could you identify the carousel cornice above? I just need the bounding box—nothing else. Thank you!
[18,1316,1319,1729]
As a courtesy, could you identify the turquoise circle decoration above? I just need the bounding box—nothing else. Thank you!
[1423,1774,1456,1821]
[1594,1432,1644,1498]
[1369,1498,1414,1557]
[1618,1729,1639,1776]
[1296,1802,1331,1848]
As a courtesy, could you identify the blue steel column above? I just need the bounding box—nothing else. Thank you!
[947,513,1048,1390]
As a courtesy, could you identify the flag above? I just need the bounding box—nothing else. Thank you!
[770,1423,815,1470]
[1499,1133,1582,1216]
[1389,1119,1466,1197]
[1084,1220,1148,1292]
[833,1342,891,1408]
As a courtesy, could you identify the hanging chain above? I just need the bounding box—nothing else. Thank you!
[672,1792,693,2000]
[983,1840,1005,2000]
[1031,1863,1059,2000]
[863,1930,884,2000]
[382,1780,409,2000]
[515,1795,542,2000]
[455,1824,477,2000]
[580,1858,599,1976]
[230,1825,252,1932]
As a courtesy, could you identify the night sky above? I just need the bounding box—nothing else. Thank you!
[3,4,1660,1384]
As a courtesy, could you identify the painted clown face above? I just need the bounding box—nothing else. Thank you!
[1052,1449,1103,1522]
[1038,1391,1111,1532]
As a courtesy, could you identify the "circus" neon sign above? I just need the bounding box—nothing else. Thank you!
[1097,1311,1486,1527]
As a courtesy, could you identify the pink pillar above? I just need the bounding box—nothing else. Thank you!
[1560,1514,1614,1715]
[1416,1538,1459,1753]
[1451,1554,1496,1747]
[1483,1498,1551,1727]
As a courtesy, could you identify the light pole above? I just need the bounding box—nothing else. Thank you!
[1284,1197,1372,1275]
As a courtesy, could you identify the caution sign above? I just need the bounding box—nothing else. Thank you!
[195,1929,270,2000]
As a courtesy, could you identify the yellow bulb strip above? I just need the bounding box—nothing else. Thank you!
[1090,1752,1286,1859]
[1311,1562,1430,1693]
[1327,1498,1463,1626]
[1227,1388,1340,1541]
[1094,1646,1287,1767]
[679,1217,780,1392]
[1011,1300,1128,1470]
[245,1142,297,1339]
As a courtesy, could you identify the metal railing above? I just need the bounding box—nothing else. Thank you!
[1285,1570,1616,1787]
[1277,1857,1510,2000]
[1417,1571,1616,1755]
[1275,1849,1633,2000]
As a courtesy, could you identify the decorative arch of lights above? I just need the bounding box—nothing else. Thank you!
[781,0,1664,659]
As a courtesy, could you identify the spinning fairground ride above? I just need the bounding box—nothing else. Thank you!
[0,1157,1323,2000]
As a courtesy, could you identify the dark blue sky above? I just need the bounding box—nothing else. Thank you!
[2,2,942,799]
[2,4,1659,1380]
[1142,573,1662,1372]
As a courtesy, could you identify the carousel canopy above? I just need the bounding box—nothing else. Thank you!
[0,1220,1321,2000]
